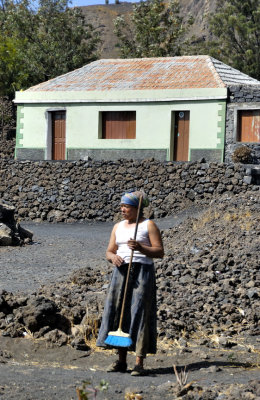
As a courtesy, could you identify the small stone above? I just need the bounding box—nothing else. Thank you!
[70,337,91,351]
[44,329,68,346]
[243,176,253,184]
[247,289,258,299]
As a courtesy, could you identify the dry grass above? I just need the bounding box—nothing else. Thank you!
[125,392,143,400]
[69,307,101,351]
[189,326,260,368]
[173,364,196,397]
[173,364,188,386]
[192,208,253,232]
[18,326,46,343]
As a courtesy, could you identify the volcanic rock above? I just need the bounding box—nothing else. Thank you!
[0,200,33,245]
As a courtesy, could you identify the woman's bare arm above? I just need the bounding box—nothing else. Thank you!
[106,223,124,267]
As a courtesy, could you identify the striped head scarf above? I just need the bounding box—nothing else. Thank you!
[120,191,149,208]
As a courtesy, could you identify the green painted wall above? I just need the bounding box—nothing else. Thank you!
[14,88,227,161]
[15,106,24,149]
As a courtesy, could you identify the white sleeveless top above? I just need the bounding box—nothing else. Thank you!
[115,219,153,264]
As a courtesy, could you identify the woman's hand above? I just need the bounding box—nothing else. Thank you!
[127,238,142,252]
[110,254,124,267]
[127,221,164,259]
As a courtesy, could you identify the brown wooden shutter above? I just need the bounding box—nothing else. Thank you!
[102,111,136,139]
[173,111,190,161]
[52,111,66,160]
[238,110,260,142]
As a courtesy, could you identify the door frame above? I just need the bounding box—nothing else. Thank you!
[170,110,190,161]
[45,108,66,160]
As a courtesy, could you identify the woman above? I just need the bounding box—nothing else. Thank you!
[96,191,164,376]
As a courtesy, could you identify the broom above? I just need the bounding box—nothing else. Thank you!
[105,195,143,348]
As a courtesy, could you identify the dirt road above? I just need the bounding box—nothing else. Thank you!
[0,334,259,400]
[0,210,197,294]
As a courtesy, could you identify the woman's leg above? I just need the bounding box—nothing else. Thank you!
[131,355,145,376]
[135,356,143,367]
[118,348,127,364]
[107,348,127,372]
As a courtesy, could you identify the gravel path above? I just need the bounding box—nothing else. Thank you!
[0,221,113,293]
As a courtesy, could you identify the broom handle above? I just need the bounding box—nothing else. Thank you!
[118,195,143,331]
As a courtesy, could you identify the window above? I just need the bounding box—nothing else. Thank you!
[102,111,136,139]
[237,109,260,142]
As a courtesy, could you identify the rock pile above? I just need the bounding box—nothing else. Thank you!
[0,159,259,223]
[157,191,260,341]
[171,380,260,400]
[0,191,259,349]
[0,271,100,350]
[0,201,33,245]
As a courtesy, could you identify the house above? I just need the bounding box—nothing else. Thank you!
[14,56,260,162]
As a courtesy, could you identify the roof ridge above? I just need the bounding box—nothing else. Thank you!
[210,57,260,86]
[98,55,209,62]
[207,56,227,87]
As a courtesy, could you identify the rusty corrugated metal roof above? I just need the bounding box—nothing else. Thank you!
[25,56,260,92]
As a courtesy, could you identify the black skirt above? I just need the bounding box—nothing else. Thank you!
[96,262,157,357]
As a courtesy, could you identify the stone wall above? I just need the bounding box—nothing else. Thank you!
[225,85,260,163]
[0,159,259,223]
[0,138,15,159]
[0,97,16,140]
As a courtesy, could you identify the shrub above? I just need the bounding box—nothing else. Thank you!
[232,146,252,163]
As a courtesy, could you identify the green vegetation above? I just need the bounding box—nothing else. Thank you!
[114,0,260,80]
[76,379,109,400]
[114,0,193,58]
[0,0,259,105]
[194,0,260,80]
[0,0,100,98]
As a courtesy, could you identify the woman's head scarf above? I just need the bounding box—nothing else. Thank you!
[120,191,149,208]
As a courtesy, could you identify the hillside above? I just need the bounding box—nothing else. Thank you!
[79,0,217,59]
[80,2,132,58]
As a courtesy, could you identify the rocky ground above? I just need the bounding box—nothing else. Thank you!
[0,190,259,399]
[0,138,15,159]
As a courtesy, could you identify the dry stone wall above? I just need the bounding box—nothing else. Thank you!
[0,159,259,222]
[225,86,260,163]
[0,138,15,159]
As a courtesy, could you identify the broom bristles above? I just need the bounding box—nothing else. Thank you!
[105,329,133,348]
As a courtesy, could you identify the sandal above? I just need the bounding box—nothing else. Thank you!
[130,365,146,376]
[106,361,127,373]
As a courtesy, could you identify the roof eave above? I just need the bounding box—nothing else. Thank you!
[14,87,228,104]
